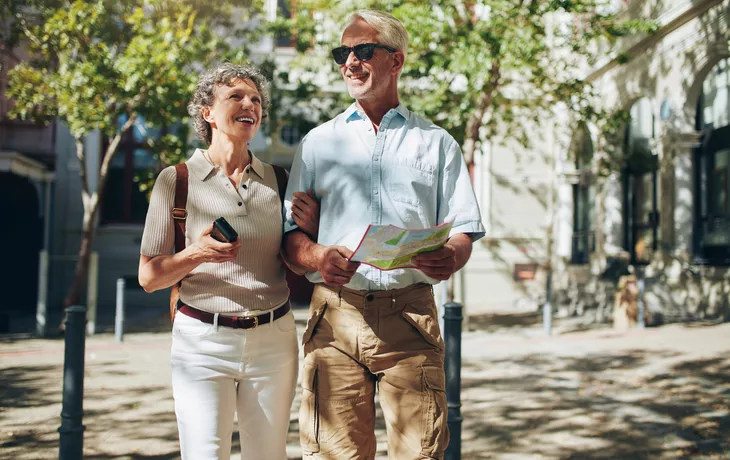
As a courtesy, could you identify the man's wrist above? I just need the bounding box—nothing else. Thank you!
[310,243,328,272]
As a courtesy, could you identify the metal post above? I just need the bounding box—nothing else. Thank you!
[86,252,99,335]
[36,250,49,337]
[637,268,646,329]
[58,306,86,460]
[543,271,553,336]
[36,177,54,337]
[443,302,462,460]
[115,278,125,343]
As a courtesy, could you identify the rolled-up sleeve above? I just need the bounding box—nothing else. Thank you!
[438,139,485,241]
[140,166,176,256]
[283,136,315,234]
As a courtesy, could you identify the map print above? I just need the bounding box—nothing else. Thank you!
[349,221,454,270]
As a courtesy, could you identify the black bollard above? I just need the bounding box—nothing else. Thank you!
[443,302,462,460]
[58,306,86,460]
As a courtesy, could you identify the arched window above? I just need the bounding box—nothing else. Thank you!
[695,58,730,265]
[571,127,595,264]
[623,98,658,265]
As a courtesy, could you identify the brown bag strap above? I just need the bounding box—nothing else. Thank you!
[172,163,189,254]
[271,164,288,203]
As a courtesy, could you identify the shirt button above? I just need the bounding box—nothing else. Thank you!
[374,190,379,195]
[238,202,243,206]
[242,184,247,190]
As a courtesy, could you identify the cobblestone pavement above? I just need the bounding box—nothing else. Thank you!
[1,309,728,459]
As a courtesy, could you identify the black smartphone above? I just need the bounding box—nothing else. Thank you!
[211,217,238,243]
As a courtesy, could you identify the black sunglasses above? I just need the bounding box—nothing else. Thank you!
[331,43,397,65]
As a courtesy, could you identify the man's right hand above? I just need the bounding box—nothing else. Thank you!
[316,245,360,286]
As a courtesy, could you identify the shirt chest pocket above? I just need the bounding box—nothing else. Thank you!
[384,158,437,224]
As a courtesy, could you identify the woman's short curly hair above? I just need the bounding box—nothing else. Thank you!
[187,62,270,145]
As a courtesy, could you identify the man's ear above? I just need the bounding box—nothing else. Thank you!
[391,51,405,75]
[202,106,214,124]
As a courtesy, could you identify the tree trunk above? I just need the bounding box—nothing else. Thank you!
[61,116,136,316]
[62,197,99,309]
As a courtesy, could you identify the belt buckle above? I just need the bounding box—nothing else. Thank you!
[238,315,258,329]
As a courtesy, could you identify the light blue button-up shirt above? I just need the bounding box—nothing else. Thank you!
[284,103,485,291]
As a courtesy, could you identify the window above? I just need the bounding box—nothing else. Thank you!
[275,0,293,47]
[694,58,730,265]
[623,98,658,265]
[571,127,595,264]
[280,124,303,146]
[101,115,162,224]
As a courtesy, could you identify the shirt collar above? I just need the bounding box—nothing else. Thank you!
[248,151,265,179]
[344,103,410,123]
[187,149,215,181]
[187,148,266,180]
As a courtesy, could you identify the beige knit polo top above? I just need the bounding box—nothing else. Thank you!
[140,149,289,314]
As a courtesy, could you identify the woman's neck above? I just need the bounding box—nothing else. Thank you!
[206,136,250,177]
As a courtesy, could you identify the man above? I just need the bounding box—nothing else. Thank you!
[284,9,484,460]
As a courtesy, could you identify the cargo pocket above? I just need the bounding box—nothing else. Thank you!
[299,363,320,454]
[402,301,444,350]
[302,299,328,345]
[421,365,449,457]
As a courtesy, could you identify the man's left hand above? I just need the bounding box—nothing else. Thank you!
[411,244,457,281]
[292,188,320,240]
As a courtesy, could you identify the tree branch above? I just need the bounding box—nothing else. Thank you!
[98,113,137,194]
[75,137,90,198]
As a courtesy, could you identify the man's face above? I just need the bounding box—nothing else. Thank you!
[339,19,396,102]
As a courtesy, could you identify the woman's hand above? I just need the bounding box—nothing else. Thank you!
[191,224,241,263]
[138,225,241,293]
[292,189,321,240]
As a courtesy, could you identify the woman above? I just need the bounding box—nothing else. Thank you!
[138,62,318,460]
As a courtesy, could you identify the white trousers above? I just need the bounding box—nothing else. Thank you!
[170,306,299,460]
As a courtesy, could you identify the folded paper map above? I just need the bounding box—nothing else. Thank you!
[349,221,454,270]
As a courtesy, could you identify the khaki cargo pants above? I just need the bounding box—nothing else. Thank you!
[299,283,449,460]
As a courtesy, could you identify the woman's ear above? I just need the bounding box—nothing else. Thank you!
[202,106,214,124]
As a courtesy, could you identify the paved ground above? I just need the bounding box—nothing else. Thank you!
[1,308,729,459]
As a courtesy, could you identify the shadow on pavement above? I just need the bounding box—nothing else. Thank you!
[459,347,730,459]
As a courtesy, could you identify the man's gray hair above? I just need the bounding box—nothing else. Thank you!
[346,10,409,58]
[188,62,270,145]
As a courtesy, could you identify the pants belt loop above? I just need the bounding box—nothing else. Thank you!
[213,313,220,331]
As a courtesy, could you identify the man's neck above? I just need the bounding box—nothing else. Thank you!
[356,95,400,130]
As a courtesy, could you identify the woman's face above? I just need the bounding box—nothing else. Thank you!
[203,78,263,144]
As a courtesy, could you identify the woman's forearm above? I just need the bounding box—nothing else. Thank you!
[138,246,203,293]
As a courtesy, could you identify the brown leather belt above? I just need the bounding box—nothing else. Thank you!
[178,301,291,329]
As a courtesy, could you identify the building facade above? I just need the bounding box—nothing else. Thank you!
[551,0,730,322]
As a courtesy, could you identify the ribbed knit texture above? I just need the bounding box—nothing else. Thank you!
[141,149,289,314]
